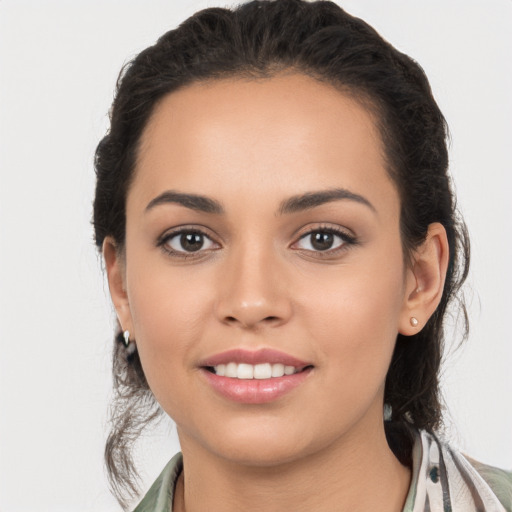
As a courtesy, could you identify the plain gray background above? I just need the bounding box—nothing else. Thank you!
[1,1,511,510]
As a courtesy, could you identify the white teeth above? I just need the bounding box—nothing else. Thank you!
[271,363,285,377]
[254,363,272,379]
[225,362,238,378]
[237,363,254,379]
[212,362,303,379]
[284,365,295,375]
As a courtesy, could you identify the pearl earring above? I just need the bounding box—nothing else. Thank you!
[117,329,137,359]
[410,317,419,327]
[123,330,130,347]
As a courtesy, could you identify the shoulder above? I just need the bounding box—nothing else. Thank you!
[465,455,512,512]
[132,452,183,512]
[413,430,512,512]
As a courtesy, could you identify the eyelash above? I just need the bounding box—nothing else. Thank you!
[292,225,358,257]
[157,225,358,259]
[157,226,219,259]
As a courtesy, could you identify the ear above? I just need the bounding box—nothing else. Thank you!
[103,237,133,334]
[399,222,450,335]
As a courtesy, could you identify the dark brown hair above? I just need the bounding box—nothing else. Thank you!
[93,0,469,507]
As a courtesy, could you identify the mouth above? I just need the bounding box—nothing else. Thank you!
[204,362,312,379]
[199,348,314,404]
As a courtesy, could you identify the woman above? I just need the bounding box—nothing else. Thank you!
[93,0,512,510]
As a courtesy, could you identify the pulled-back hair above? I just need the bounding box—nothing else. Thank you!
[93,0,469,507]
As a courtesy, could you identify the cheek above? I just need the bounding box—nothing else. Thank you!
[125,260,215,399]
[293,263,405,434]
[300,247,406,377]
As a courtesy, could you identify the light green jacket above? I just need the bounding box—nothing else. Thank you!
[134,430,512,511]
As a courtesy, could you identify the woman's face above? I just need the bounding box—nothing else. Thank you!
[112,74,417,465]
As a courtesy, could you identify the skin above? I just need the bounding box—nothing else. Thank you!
[104,73,449,511]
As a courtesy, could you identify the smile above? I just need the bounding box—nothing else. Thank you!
[199,349,313,404]
[208,362,304,379]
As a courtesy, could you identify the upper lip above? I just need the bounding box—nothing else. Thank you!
[199,348,311,368]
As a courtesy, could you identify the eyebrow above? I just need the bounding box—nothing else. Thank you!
[145,187,375,215]
[145,191,224,214]
[278,188,376,215]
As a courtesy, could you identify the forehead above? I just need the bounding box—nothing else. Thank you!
[132,73,398,218]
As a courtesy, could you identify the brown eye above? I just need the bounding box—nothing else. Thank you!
[180,233,204,252]
[310,232,334,251]
[295,229,352,253]
[165,231,216,253]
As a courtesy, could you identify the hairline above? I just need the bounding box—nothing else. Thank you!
[120,68,414,270]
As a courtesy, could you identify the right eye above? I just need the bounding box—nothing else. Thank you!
[160,229,218,255]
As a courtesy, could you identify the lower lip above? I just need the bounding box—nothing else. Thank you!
[201,368,312,404]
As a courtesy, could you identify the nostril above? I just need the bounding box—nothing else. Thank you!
[223,315,281,327]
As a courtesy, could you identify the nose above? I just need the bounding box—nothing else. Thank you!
[215,244,293,330]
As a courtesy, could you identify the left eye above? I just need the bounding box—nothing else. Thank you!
[295,230,348,252]
[164,231,217,253]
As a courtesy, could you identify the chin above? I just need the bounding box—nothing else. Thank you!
[216,439,313,468]
[193,415,343,469]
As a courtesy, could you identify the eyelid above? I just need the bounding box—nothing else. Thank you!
[156,223,357,259]
[157,225,221,257]
[290,224,358,255]
[293,223,356,241]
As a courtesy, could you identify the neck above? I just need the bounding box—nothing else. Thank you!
[174,421,411,512]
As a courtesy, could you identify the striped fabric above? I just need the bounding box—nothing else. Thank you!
[404,430,511,511]
[134,430,512,511]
